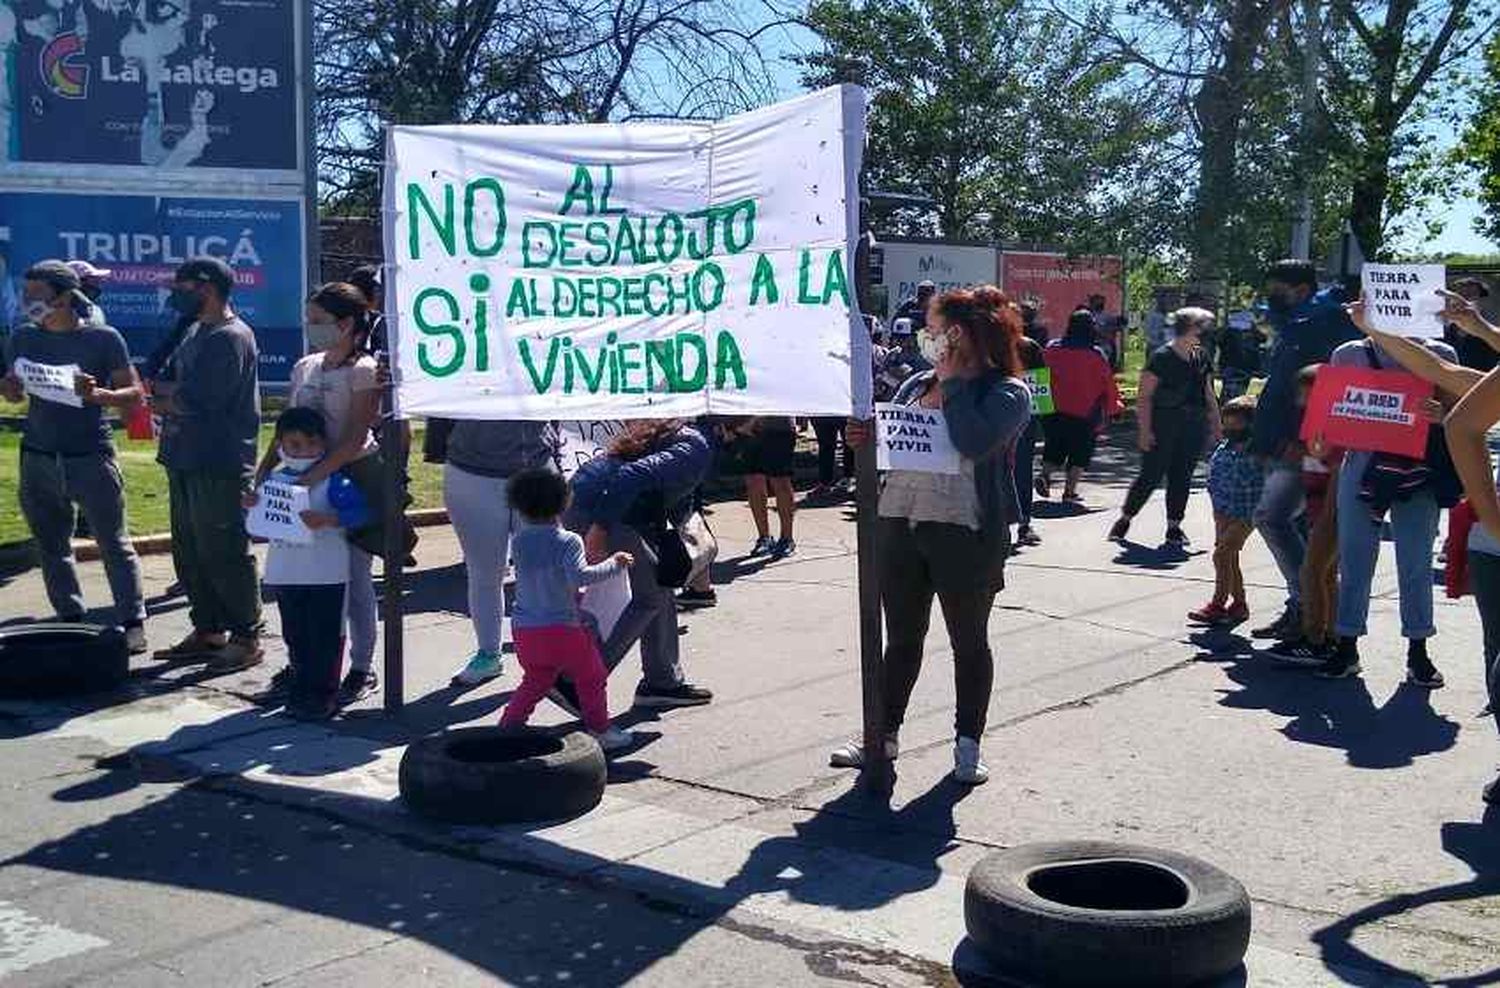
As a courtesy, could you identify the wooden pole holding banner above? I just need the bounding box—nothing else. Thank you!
[853,220,892,796]
[380,332,406,712]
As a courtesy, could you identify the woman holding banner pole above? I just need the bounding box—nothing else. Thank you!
[831,285,1031,786]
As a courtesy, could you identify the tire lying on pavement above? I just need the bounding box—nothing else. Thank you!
[399,727,607,825]
[0,623,130,699]
[964,840,1251,988]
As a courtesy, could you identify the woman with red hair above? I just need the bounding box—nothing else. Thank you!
[832,285,1032,785]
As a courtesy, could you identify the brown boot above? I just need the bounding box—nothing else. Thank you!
[151,630,227,662]
[207,636,264,672]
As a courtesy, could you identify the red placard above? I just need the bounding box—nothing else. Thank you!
[1300,365,1433,458]
[1000,252,1123,339]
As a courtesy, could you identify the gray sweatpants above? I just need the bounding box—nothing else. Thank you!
[19,449,146,625]
[601,526,685,690]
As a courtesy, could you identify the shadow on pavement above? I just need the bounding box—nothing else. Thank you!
[1215,654,1460,769]
[8,769,965,985]
[1313,805,1500,987]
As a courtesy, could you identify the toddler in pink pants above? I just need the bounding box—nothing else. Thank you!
[499,469,635,752]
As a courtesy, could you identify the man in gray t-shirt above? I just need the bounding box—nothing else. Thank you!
[149,257,263,669]
[1,261,147,644]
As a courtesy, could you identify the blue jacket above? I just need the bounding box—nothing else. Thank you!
[569,425,711,530]
[1251,288,1360,458]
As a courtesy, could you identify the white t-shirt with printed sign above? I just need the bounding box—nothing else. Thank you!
[288,353,379,456]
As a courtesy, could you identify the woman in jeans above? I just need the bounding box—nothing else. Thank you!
[831,285,1031,785]
[444,420,559,685]
[254,283,383,705]
[1109,307,1222,546]
[564,420,715,710]
[1367,290,1500,803]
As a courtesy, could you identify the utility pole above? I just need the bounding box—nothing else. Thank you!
[1290,0,1321,260]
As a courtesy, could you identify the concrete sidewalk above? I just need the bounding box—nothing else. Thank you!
[1,444,1496,986]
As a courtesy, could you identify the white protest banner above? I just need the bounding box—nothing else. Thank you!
[384,86,867,422]
[581,568,633,641]
[13,358,84,408]
[556,420,624,479]
[246,478,313,545]
[1363,264,1446,338]
[874,403,960,474]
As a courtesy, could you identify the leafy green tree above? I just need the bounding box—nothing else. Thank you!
[1463,32,1500,242]
[799,0,1183,255]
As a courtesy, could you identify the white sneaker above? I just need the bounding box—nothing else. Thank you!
[124,625,148,655]
[952,736,989,786]
[592,726,635,753]
[450,650,503,686]
[829,733,899,769]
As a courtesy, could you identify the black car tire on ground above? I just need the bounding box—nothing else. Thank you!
[399,727,607,825]
[964,840,1252,988]
[0,623,130,698]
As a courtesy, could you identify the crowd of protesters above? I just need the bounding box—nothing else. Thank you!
[4,252,1500,803]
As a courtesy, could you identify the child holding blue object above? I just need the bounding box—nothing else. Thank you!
[245,407,370,721]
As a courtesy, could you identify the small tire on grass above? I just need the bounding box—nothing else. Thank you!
[964,840,1251,988]
[399,726,606,825]
[0,623,130,698]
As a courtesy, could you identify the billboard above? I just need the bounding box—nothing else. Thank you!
[0,190,306,381]
[1000,251,1123,337]
[1,0,300,174]
[877,242,998,307]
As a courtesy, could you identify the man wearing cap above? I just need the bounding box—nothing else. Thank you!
[65,260,113,327]
[149,257,264,670]
[1,260,148,649]
[894,279,936,331]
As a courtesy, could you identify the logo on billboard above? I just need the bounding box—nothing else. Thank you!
[40,31,89,100]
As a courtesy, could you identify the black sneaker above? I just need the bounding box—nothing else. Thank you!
[1164,526,1190,547]
[1268,639,1333,668]
[1108,517,1131,542]
[1406,656,1446,690]
[677,588,719,610]
[1316,644,1363,680]
[287,698,336,722]
[259,666,296,706]
[1251,608,1300,640]
[548,678,583,718]
[634,682,714,709]
[1017,525,1042,547]
[337,668,379,706]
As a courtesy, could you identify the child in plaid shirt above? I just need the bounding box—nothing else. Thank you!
[1190,396,1264,625]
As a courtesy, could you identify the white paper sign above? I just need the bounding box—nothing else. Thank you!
[557,420,625,479]
[384,86,868,421]
[874,403,961,474]
[580,568,632,641]
[13,358,84,408]
[246,478,313,545]
[1363,264,1446,338]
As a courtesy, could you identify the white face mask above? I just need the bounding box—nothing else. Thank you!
[23,299,54,324]
[918,330,951,365]
[279,453,319,473]
[305,321,342,353]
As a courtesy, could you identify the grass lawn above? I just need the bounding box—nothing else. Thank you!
[0,419,444,547]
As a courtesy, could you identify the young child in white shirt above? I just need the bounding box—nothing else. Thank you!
[244,407,369,720]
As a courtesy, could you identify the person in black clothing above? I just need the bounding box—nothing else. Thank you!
[1110,307,1222,546]
[1445,277,1497,373]
[1217,311,1265,400]
[894,281,936,331]
[1021,300,1049,347]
